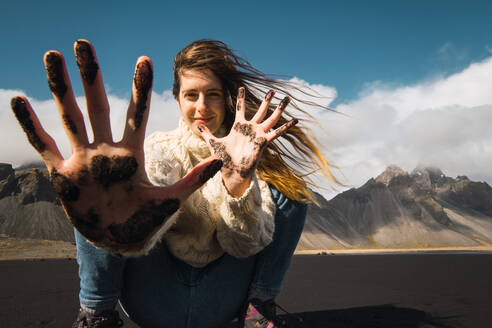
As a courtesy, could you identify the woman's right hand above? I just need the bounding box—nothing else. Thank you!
[10,40,222,255]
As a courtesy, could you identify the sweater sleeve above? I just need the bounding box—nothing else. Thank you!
[204,172,276,258]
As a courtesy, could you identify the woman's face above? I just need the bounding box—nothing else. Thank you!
[176,69,226,136]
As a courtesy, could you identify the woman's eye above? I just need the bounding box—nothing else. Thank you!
[185,93,198,99]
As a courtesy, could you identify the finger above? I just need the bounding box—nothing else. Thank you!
[197,124,222,157]
[252,90,275,123]
[10,96,63,170]
[158,156,223,201]
[44,51,89,148]
[196,124,216,144]
[122,57,153,147]
[74,40,112,143]
[266,119,298,142]
[235,87,246,120]
[261,96,290,131]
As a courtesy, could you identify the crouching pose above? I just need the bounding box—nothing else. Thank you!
[11,39,337,328]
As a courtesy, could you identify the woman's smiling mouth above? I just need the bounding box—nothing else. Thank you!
[194,117,213,125]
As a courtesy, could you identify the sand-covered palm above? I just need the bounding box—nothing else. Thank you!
[198,87,297,197]
[10,40,222,254]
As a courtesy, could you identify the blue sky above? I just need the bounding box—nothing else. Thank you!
[3,0,491,102]
[2,0,492,197]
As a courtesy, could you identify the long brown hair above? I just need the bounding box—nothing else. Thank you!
[173,39,339,203]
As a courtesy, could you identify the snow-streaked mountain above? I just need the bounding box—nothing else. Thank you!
[300,165,492,250]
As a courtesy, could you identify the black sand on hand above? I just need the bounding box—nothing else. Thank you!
[198,159,223,184]
[133,60,153,129]
[50,170,80,202]
[62,114,78,135]
[107,198,179,245]
[45,52,68,99]
[75,40,99,85]
[89,155,138,188]
[10,97,46,152]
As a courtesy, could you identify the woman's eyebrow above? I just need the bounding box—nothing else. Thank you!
[181,88,223,93]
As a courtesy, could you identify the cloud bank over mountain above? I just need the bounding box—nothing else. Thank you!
[315,56,492,198]
[1,56,491,199]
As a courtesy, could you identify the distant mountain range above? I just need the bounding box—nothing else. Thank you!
[1,162,491,249]
[300,165,492,250]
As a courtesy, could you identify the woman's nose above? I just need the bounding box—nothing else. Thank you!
[196,94,207,111]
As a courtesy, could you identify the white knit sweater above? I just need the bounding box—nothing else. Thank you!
[143,119,276,267]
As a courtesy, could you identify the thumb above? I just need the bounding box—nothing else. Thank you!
[157,155,222,202]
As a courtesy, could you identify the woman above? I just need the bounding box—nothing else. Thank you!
[11,39,337,328]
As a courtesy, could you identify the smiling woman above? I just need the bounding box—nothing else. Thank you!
[12,39,339,328]
[177,69,226,135]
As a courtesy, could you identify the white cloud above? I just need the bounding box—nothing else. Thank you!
[1,55,491,202]
[0,89,182,167]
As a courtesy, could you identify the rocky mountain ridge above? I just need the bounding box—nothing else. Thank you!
[299,165,492,249]
[0,163,74,242]
[0,162,491,250]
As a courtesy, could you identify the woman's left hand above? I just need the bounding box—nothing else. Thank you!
[198,87,297,197]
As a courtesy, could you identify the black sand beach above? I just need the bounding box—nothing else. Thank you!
[0,253,491,327]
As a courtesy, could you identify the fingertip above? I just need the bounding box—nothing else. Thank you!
[74,40,100,86]
[279,96,290,110]
[197,124,210,132]
[236,87,247,114]
[284,118,299,131]
[74,39,95,55]
[199,158,223,184]
[10,96,27,114]
[10,95,27,105]
[238,86,245,99]
[265,89,276,101]
[10,96,47,153]
[130,57,154,132]
[134,58,153,83]
[134,58,153,89]
[197,124,213,140]
[43,50,64,64]
[44,51,68,100]
[137,56,153,68]
[210,158,223,172]
[74,39,92,49]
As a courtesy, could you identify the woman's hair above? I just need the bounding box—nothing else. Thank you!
[173,39,339,203]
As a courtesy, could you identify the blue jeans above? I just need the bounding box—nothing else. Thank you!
[75,186,306,327]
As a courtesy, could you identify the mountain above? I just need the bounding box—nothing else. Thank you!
[1,162,491,250]
[299,165,492,250]
[0,163,74,242]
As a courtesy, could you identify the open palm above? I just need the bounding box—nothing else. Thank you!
[198,87,297,197]
[10,40,222,255]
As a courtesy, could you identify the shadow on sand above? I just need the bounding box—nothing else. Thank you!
[273,304,459,328]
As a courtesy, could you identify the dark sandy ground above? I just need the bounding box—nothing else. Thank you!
[0,253,491,328]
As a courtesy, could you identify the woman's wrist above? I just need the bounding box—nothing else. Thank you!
[221,173,252,198]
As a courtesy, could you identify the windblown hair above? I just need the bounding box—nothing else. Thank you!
[173,39,339,203]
